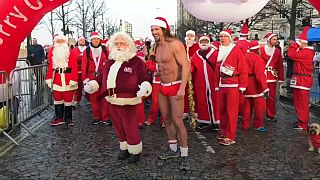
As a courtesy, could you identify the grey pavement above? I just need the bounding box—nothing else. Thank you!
[0,97,320,179]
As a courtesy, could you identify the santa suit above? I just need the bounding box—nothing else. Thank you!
[82,44,110,122]
[45,47,78,123]
[190,48,220,125]
[145,60,164,125]
[260,45,284,119]
[184,42,200,117]
[215,44,248,141]
[71,46,86,104]
[288,42,314,130]
[101,55,151,155]
[236,38,250,115]
[242,51,269,130]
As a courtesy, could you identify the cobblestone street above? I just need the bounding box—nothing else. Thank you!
[0,98,320,179]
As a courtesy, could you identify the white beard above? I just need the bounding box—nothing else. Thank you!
[52,43,70,68]
[264,45,275,56]
[200,44,209,50]
[185,37,195,47]
[109,46,136,62]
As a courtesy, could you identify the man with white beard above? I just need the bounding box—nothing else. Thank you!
[183,30,200,120]
[45,35,78,126]
[98,32,152,163]
[190,34,220,131]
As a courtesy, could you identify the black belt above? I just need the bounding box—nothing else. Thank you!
[55,67,72,73]
[220,74,240,78]
[248,74,255,77]
[292,73,311,77]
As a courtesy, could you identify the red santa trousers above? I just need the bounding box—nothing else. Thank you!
[238,93,245,115]
[110,104,141,145]
[293,88,310,130]
[53,90,74,106]
[137,102,146,125]
[74,73,83,103]
[89,88,110,121]
[219,88,239,141]
[266,82,277,119]
[148,83,164,124]
[242,96,266,129]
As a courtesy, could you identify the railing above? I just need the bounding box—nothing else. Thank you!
[0,62,50,146]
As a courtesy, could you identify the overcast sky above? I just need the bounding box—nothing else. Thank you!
[32,0,177,45]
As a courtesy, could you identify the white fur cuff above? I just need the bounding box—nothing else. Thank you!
[128,142,142,154]
[120,141,128,150]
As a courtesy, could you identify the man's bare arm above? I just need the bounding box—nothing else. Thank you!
[173,40,189,91]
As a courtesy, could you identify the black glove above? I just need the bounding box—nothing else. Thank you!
[264,91,269,99]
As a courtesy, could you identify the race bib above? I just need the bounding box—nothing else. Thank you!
[220,64,235,76]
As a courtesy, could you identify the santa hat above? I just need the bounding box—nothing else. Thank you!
[264,32,277,41]
[151,17,170,31]
[54,35,68,43]
[248,40,260,50]
[198,34,210,42]
[78,36,85,41]
[240,22,249,36]
[90,32,101,40]
[211,41,220,50]
[186,30,195,36]
[233,37,239,42]
[298,26,310,43]
[220,29,232,40]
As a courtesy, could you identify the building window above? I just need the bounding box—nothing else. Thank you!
[297,8,303,19]
[279,0,286,4]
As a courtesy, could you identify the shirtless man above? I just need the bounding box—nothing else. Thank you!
[151,17,190,171]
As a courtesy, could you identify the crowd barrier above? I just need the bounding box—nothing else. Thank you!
[0,62,50,146]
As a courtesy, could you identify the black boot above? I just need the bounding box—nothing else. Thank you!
[64,106,74,126]
[128,154,140,163]
[118,150,130,160]
[54,104,64,119]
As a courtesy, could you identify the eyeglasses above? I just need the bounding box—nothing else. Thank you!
[115,41,126,46]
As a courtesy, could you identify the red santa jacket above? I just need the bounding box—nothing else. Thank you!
[288,42,314,90]
[215,44,248,90]
[236,38,249,56]
[101,56,150,106]
[260,45,284,83]
[45,47,78,91]
[82,45,108,84]
[184,43,200,59]
[243,52,269,97]
[145,60,160,84]
[71,46,86,74]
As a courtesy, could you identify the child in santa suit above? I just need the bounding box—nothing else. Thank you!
[45,35,78,126]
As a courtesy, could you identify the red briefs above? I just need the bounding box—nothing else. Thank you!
[159,80,181,96]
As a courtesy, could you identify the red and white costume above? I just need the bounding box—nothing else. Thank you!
[82,32,110,122]
[145,59,164,125]
[184,30,200,118]
[71,41,86,104]
[236,22,250,116]
[260,33,284,119]
[288,27,314,130]
[242,41,269,130]
[215,29,248,142]
[45,35,78,125]
[101,39,151,154]
[191,42,219,125]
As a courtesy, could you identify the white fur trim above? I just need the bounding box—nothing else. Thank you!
[107,61,123,88]
[249,45,260,50]
[45,79,52,85]
[290,85,310,90]
[299,39,308,44]
[239,87,246,92]
[54,35,68,43]
[215,88,219,91]
[64,102,73,106]
[105,96,142,106]
[220,31,231,40]
[186,30,195,36]
[120,141,128,150]
[90,34,101,40]
[199,36,210,42]
[54,100,64,105]
[267,80,277,83]
[266,34,277,41]
[53,84,78,91]
[151,19,167,29]
[128,142,142,154]
[69,80,78,86]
